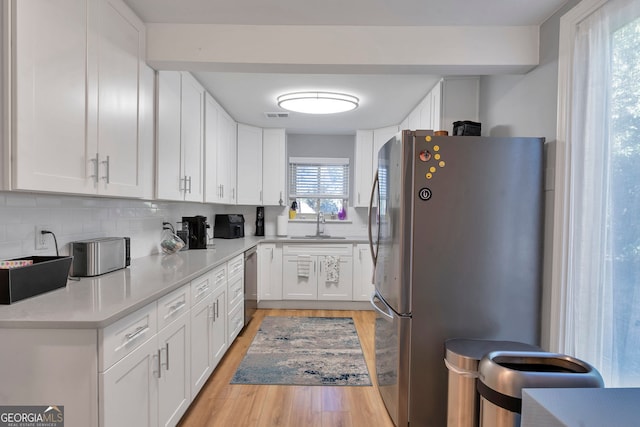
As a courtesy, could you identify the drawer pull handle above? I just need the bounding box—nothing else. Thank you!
[115,325,150,351]
[164,301,187,319]
[196,286,210,299]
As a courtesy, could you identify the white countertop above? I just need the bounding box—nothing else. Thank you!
[0,235,368,329]
[521,388,640,426]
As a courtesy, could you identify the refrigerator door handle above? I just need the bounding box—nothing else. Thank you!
[370,291,394,320]
[368,171,380,279]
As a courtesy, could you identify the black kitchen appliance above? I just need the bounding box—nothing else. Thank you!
[213,214,245,239]
[255,206,265,236]
[182,215,209,249]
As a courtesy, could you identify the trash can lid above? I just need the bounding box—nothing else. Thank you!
[478,351,604,399]
[445,339,541,372]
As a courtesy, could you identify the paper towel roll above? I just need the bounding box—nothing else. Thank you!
[277,215,288,236]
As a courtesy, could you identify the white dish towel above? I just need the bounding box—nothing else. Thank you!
[325,256,340,283]
[297,255,311,278]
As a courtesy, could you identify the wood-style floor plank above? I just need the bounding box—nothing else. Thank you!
[178,308,395,427]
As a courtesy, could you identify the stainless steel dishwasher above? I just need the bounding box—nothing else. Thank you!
[244,246,258,326]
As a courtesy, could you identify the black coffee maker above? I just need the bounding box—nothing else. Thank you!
[255,206,265,236]
[182,216,208,249]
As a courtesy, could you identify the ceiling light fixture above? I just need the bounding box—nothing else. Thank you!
[277,91,359,114]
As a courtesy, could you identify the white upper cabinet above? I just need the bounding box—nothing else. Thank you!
[13,0,145,197]
[180,73,205,202]
[354,130,373,208]
[403,77,479,134]
[353,126,398,210]
[156,71,204,202]
[373,125,399,168]
[261,129,286,206]
[221,112,237,205]
[437,77,480,134]
[204,94,237,205]
[94,0,144,197]
[204,93,219,204]
[236,123,263,205]
[138,63,156,199]
[14,0,92,194]
[156,71,182,200]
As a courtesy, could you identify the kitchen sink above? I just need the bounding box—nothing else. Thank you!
[290,235,347,239]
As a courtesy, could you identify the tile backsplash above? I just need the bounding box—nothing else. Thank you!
[0,192,370,261]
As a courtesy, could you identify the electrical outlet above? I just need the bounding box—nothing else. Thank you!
[35,225,50,250]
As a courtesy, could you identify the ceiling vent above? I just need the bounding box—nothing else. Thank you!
[264,112,289,119]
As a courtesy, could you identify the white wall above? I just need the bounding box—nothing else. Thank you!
[0,190,369,262]
[0,192,219,260]
[282,133,369,237]
[478,0,581,350]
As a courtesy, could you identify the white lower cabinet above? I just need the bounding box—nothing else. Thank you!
[228,302,244,342]
[258,243,283,300]
[100,336,159,427]
[282,244,353,301]
[101,286,191,427]
[190,294,214,397]
[100,317,190,427]
[211,285,228,367]
[318,255,353,300]
[352,244,375,301]
[189,270,227,398]
[282,255,318,299]
[226,254,244,342]
[0,258,247,427]
[157,313,191,427]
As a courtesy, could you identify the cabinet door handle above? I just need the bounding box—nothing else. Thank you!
[101,155,110,183]
[90,153,99,184]
[279,191,283,206]
[162,342,170,371]
[260,190,262,202]
[155,349,162,378]
[187,175,192,194]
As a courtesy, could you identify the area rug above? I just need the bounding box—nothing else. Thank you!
[231,316,372,386]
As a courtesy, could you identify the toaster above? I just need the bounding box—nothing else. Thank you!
[70,237,130,277]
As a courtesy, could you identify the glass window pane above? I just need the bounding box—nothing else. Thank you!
[609,16,640,386]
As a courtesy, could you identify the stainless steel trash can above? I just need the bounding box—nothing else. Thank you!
[444,339,541,427]
[477,351,604,427]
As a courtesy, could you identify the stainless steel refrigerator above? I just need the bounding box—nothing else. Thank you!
[368,130,544,427]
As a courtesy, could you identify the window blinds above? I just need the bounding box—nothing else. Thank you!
[288,157,349,199]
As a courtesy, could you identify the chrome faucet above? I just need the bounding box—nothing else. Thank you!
[316,211,325,236]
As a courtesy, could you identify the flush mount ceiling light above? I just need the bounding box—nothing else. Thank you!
[277,91,359,114]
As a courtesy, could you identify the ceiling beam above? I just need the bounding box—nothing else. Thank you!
[145,24,540,75]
